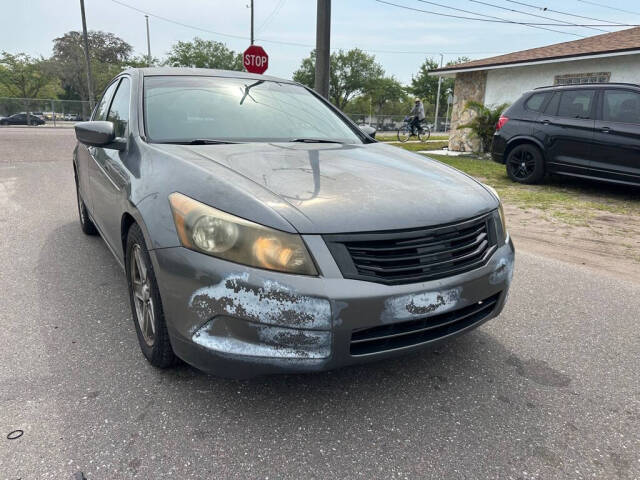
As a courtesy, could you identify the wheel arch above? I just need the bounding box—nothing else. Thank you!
[120,207,156,268]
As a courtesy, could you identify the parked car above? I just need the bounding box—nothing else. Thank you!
[492,83,640,186]
[0,113,45,126]
[73,68,514,378]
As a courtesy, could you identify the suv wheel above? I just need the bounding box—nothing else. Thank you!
[506,144,545,184]
[125,224,176,368]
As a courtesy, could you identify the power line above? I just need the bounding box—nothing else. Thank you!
[505,0,629,25]
[377,0,637,29]
[108,0,505,56]
[257,0,286,34]
[575,0,640,17]
[467,0,609,32]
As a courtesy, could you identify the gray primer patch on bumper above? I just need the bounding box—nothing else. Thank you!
[381,287,462,323]
[489,253,515,285]
[189,273,332,329]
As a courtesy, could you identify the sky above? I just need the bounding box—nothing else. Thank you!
[3,0,640,85]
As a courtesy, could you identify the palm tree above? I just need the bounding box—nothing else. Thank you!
[457,101,509,153]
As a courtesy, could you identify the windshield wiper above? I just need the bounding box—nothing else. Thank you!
[289,138,344,144]
[158,139,240,145]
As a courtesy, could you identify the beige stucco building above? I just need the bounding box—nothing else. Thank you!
[431,27,640,152]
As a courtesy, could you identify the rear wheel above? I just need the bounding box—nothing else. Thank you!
[126,224,176,368]
[75,177,97,235]
[397,126,410,143]
[506,144,545,184]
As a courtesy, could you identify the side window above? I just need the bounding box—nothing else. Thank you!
[93,81,119,121]
[543,92,560,115]
[107,78,131,137]
[557,89,595,119]
[603,90,640,124]
[525,92,549,112]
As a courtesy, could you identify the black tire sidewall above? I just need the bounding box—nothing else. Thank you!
[75,180,97,235]
[506,144,545,184]
[125,224,175,368]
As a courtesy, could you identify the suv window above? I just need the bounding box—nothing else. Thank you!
[557,89,595,119]
[603,89,640,124]
[525,92,549,112]
[543,92,560,115]
[107,77,131,137]
[93,81,119,121]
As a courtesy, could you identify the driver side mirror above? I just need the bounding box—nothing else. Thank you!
[359,125,376,139]
[75,121,126,151]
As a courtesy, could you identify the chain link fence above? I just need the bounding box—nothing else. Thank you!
[347,114,451,133]
[0,98,92,126]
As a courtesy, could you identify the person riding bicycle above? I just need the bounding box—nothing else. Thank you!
[408,98,425,135]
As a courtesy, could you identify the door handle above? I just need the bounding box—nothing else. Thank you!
[601,127,611,133]
[541,119,550,125]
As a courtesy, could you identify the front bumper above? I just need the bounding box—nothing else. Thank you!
[152,236,515,378]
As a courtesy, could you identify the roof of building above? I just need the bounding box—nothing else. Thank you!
[433,27,640,74]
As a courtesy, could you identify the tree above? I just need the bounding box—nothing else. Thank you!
[166,38,243,70]
[293,48,384,110]
[0,52,60,99]
[410,56,471,112]
[457,101,509,152]
[52,31,133,101]
[366,76,407,115]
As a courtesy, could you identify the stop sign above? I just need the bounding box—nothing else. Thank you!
[243,45,269,74]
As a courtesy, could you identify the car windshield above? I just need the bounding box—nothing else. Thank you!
[143,75,363,144]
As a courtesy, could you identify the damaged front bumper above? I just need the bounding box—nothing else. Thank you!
[152,235,515,378]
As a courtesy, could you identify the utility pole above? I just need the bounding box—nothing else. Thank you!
[79,0,95,109]
[250,0,254,45]
[433,53,443,132]
[314,0,331,99]
[145,15,152,66]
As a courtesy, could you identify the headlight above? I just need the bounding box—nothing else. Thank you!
[483,184,507,242]
[169,192,317,275]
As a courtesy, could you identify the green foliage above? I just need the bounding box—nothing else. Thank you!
[52,30,133,100]
[293,48,385,110]
[410,56,470,110]
[457,100,509,152]
[165,38,243,70]
[0,52,61,99]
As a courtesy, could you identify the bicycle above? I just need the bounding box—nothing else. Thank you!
[397,116,431,143]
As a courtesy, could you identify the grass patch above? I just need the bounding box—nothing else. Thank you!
[376,133,449,142]
[394,149,640,223]
[386,141,449,152]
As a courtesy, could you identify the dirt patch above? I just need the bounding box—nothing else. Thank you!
[505,204,640,284]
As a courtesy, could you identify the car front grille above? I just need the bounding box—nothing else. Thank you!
[350,292,501,356]
[323,213,498,285]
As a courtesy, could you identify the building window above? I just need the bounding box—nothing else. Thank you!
[554,72,611,85]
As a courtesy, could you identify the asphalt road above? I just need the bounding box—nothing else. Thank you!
[1,128,639,479]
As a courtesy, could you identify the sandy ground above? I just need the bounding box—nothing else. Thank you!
[505,205,640,284]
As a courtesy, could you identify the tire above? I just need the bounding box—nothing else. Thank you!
[418,127,431,142]
[397,127,410,143]
[506,143,545,184]
[125,223,176,368]
[75,178,98,235]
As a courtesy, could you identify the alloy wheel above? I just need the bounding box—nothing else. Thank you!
[130,244,156,347]
[508,148,537,180]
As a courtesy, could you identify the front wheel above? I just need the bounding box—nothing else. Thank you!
[126,224,176,368]
[506,144,545,184]
[418,127,431,142]
[397,127,410,143]
[76,179,98,235]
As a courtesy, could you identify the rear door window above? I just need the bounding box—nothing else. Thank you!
[602,90,640,124]
[543,92,560,115]
[557,89,595,119]
[525,92,549,112]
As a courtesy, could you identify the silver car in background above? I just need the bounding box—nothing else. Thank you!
[73,68,514,378]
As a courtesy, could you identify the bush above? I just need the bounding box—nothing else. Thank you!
[457,101,509,153]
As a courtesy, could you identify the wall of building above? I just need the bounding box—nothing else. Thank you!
[448,70,487,152]
[483,53,640,107]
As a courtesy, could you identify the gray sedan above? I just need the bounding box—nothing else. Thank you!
[73,68,514,378]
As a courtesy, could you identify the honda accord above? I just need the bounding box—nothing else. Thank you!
[73,68,514,378]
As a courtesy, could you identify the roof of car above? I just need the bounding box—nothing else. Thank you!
[131,67,295,84]
[533,82,640,91]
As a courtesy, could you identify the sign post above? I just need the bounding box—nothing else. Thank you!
[243,45,269,75]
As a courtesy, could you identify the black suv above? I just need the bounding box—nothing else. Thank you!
[491,83,640,186]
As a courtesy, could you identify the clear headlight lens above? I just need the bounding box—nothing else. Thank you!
[169,192,317,275]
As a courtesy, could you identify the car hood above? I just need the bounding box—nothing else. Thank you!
[155,142,498,234]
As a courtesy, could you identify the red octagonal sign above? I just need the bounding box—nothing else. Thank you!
[243,45,269,74]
